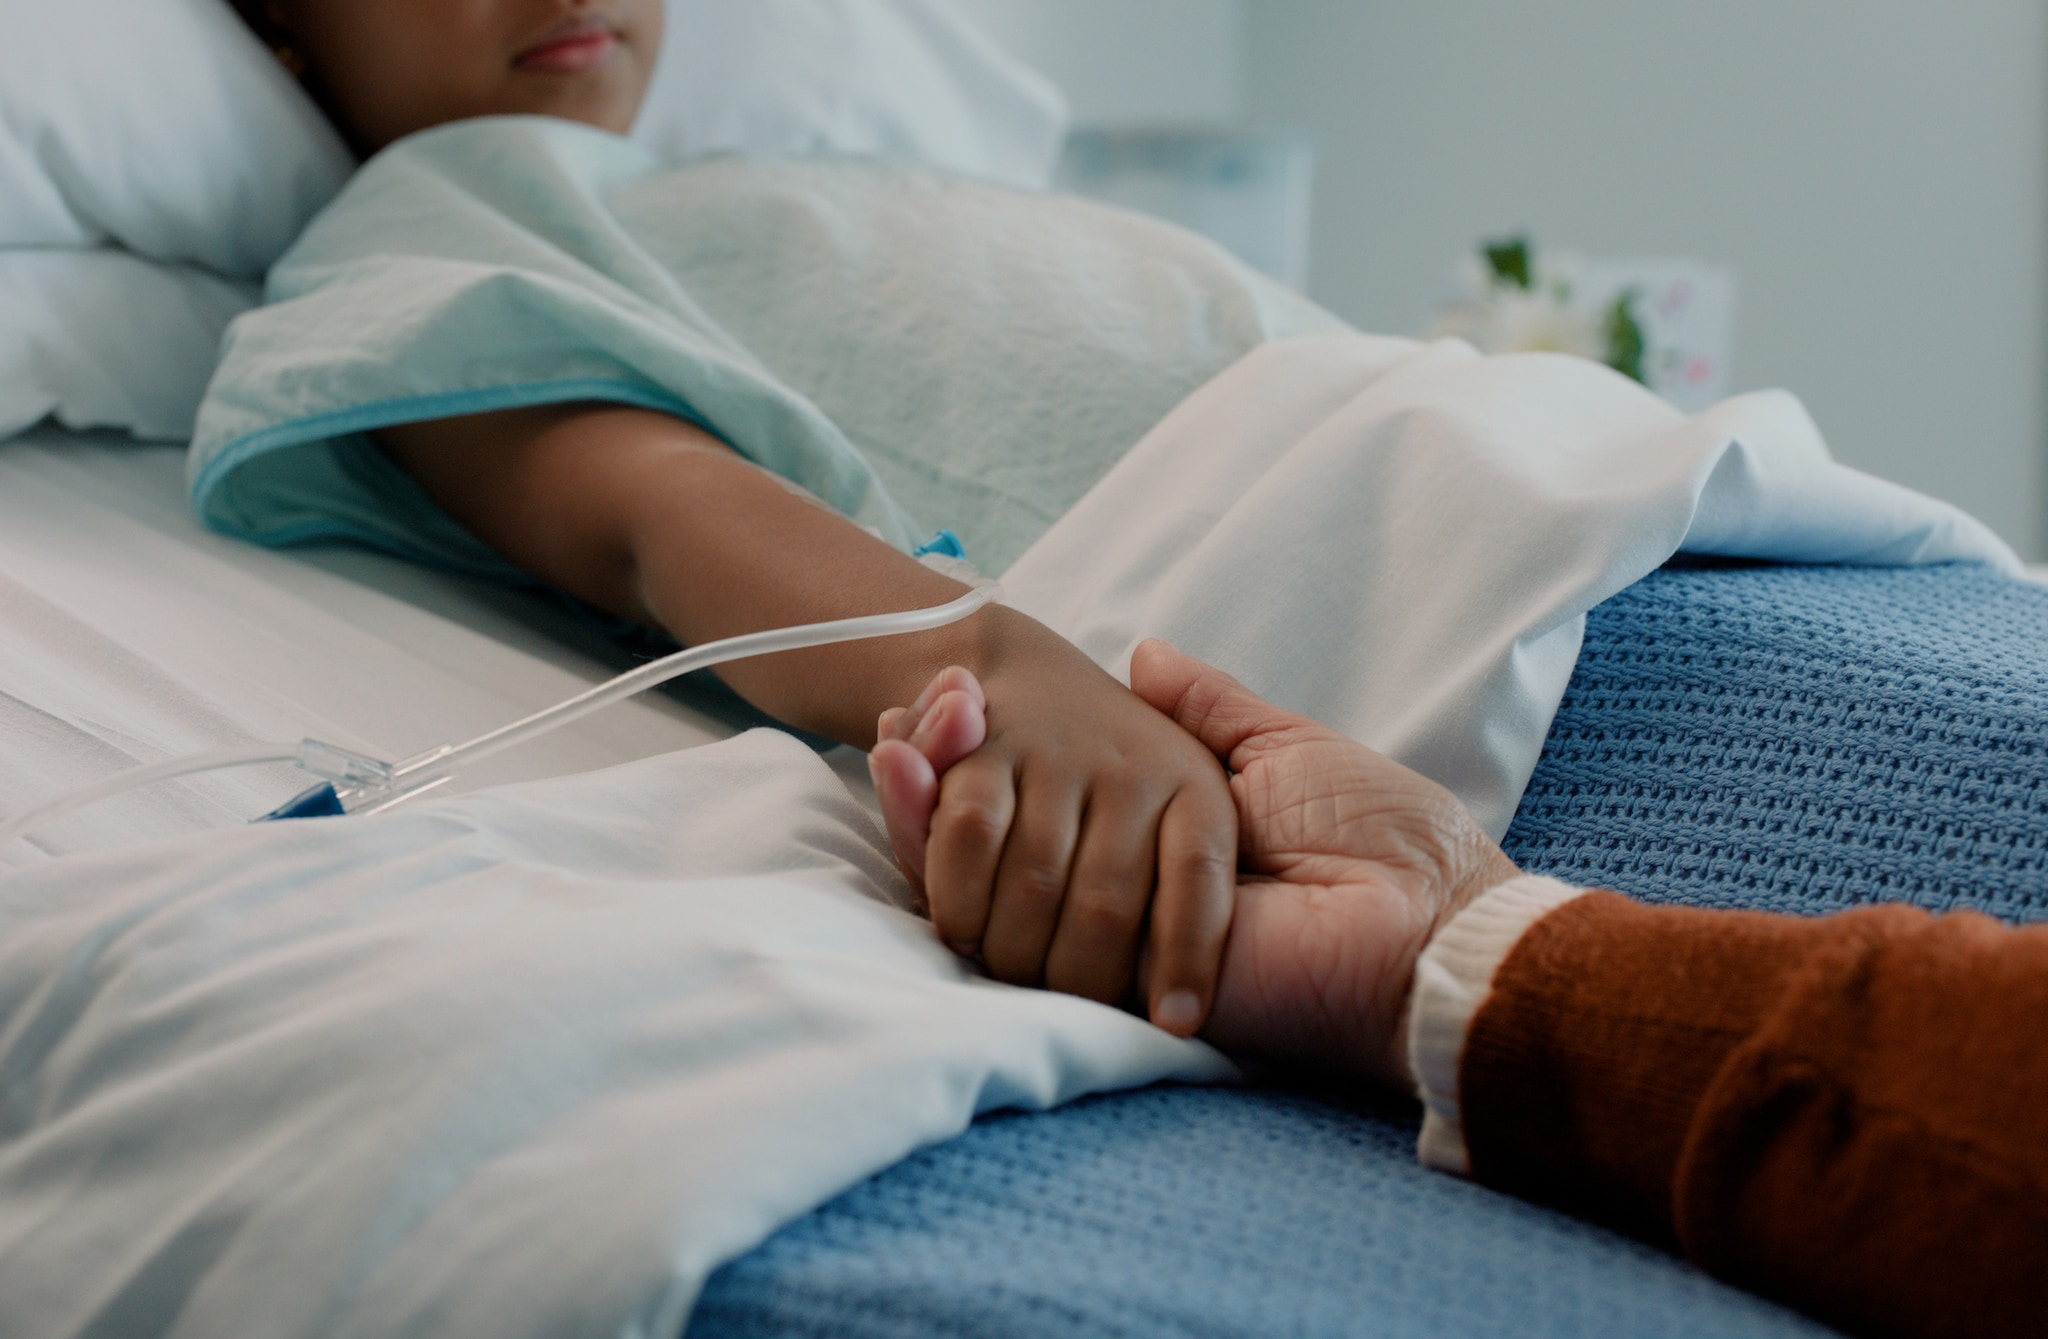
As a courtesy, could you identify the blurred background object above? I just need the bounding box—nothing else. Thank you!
[1431,237,1736,414]
[1568,256,1736,415]
[1057,126,1315,289]
[951,0,2048,563]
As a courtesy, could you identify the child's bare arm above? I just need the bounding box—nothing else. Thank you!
[381,403,991,742]
[377,403,1238,1035]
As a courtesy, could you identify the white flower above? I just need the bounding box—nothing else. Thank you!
[1430,286,1606,361]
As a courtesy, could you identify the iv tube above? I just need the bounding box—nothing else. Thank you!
[378,583,1001,799]
[0,585,1001,852]
[0,744,304,853]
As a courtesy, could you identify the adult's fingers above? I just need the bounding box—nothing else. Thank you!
[1041,793,1156,1006]
[978,770,1085,987]
[1142,781,1239,1037]
[1127,639,1321,770]
[923,754,1018,958]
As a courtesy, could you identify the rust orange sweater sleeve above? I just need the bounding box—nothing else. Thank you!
[1459,891,2048,1339]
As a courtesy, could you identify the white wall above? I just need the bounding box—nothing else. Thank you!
[1242,0,2048,559]
[948,0,1244,124]
[949,1,2048,559]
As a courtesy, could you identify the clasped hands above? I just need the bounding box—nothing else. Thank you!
[869,640,1522,1090]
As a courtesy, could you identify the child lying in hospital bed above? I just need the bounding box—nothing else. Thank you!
[210,0,1349,1039]
[205,0,2015,1053]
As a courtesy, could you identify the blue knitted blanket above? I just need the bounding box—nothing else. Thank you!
[690,563,2048,1339]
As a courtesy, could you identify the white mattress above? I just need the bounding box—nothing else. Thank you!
[0,427,753,868]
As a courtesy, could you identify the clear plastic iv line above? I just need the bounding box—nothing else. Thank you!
[0,584,1001,852]
[368,583,1004,804]
[0,741,392,854]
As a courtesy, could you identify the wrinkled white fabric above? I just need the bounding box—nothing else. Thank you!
[0,328,2025,1337]
[1,0,1062,445]
[0,433,731,870]
[0,732,1228,1339]
[0,0,351,275]
[0,436,1219,1339]
[0,251,258,441]
[1004,335,2021,838]
[0,0,1055,279]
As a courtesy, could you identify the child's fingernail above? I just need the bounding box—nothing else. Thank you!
[1155,990,1202,1037]
[910,701,948,747]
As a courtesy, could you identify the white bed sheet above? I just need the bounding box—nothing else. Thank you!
[1001,336,2018,839]
[0,351,2027,1337]
[0,426,1229,1339]
[0,427,745,868]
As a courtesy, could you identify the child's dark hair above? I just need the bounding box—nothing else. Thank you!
[225,0,321,101]
[226,0,283,47]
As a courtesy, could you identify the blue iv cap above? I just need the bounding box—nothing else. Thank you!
[912,529,967,561]
[261,782,347,822]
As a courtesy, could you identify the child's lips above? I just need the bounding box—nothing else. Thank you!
[514,22,621,74]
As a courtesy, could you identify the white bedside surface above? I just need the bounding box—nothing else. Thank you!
[0,429,733,866]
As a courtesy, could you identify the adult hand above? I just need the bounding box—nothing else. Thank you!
[874,640,1521,1088]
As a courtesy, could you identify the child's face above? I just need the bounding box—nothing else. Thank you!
[263,1,664,152]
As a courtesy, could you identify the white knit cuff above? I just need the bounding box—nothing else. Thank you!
[1408,875,1589,1174]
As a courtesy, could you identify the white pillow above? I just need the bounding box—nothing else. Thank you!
[0,0,1066,282]
[0,250,257,442]
[0,0,354,281]
[633,0,1069,190]
[0,0,1067,442]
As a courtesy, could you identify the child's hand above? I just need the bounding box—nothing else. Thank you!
[870,625,1238,1039]
[870,667,988,909]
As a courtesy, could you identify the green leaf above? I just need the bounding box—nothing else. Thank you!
[1483,237,1533,291]
[1605,290,1647,385]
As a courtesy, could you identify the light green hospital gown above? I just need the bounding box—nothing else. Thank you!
[191,116,1345,579]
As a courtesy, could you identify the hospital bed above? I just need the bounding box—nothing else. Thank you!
[5,423,2042,1337]
[694,560,2048,1338]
